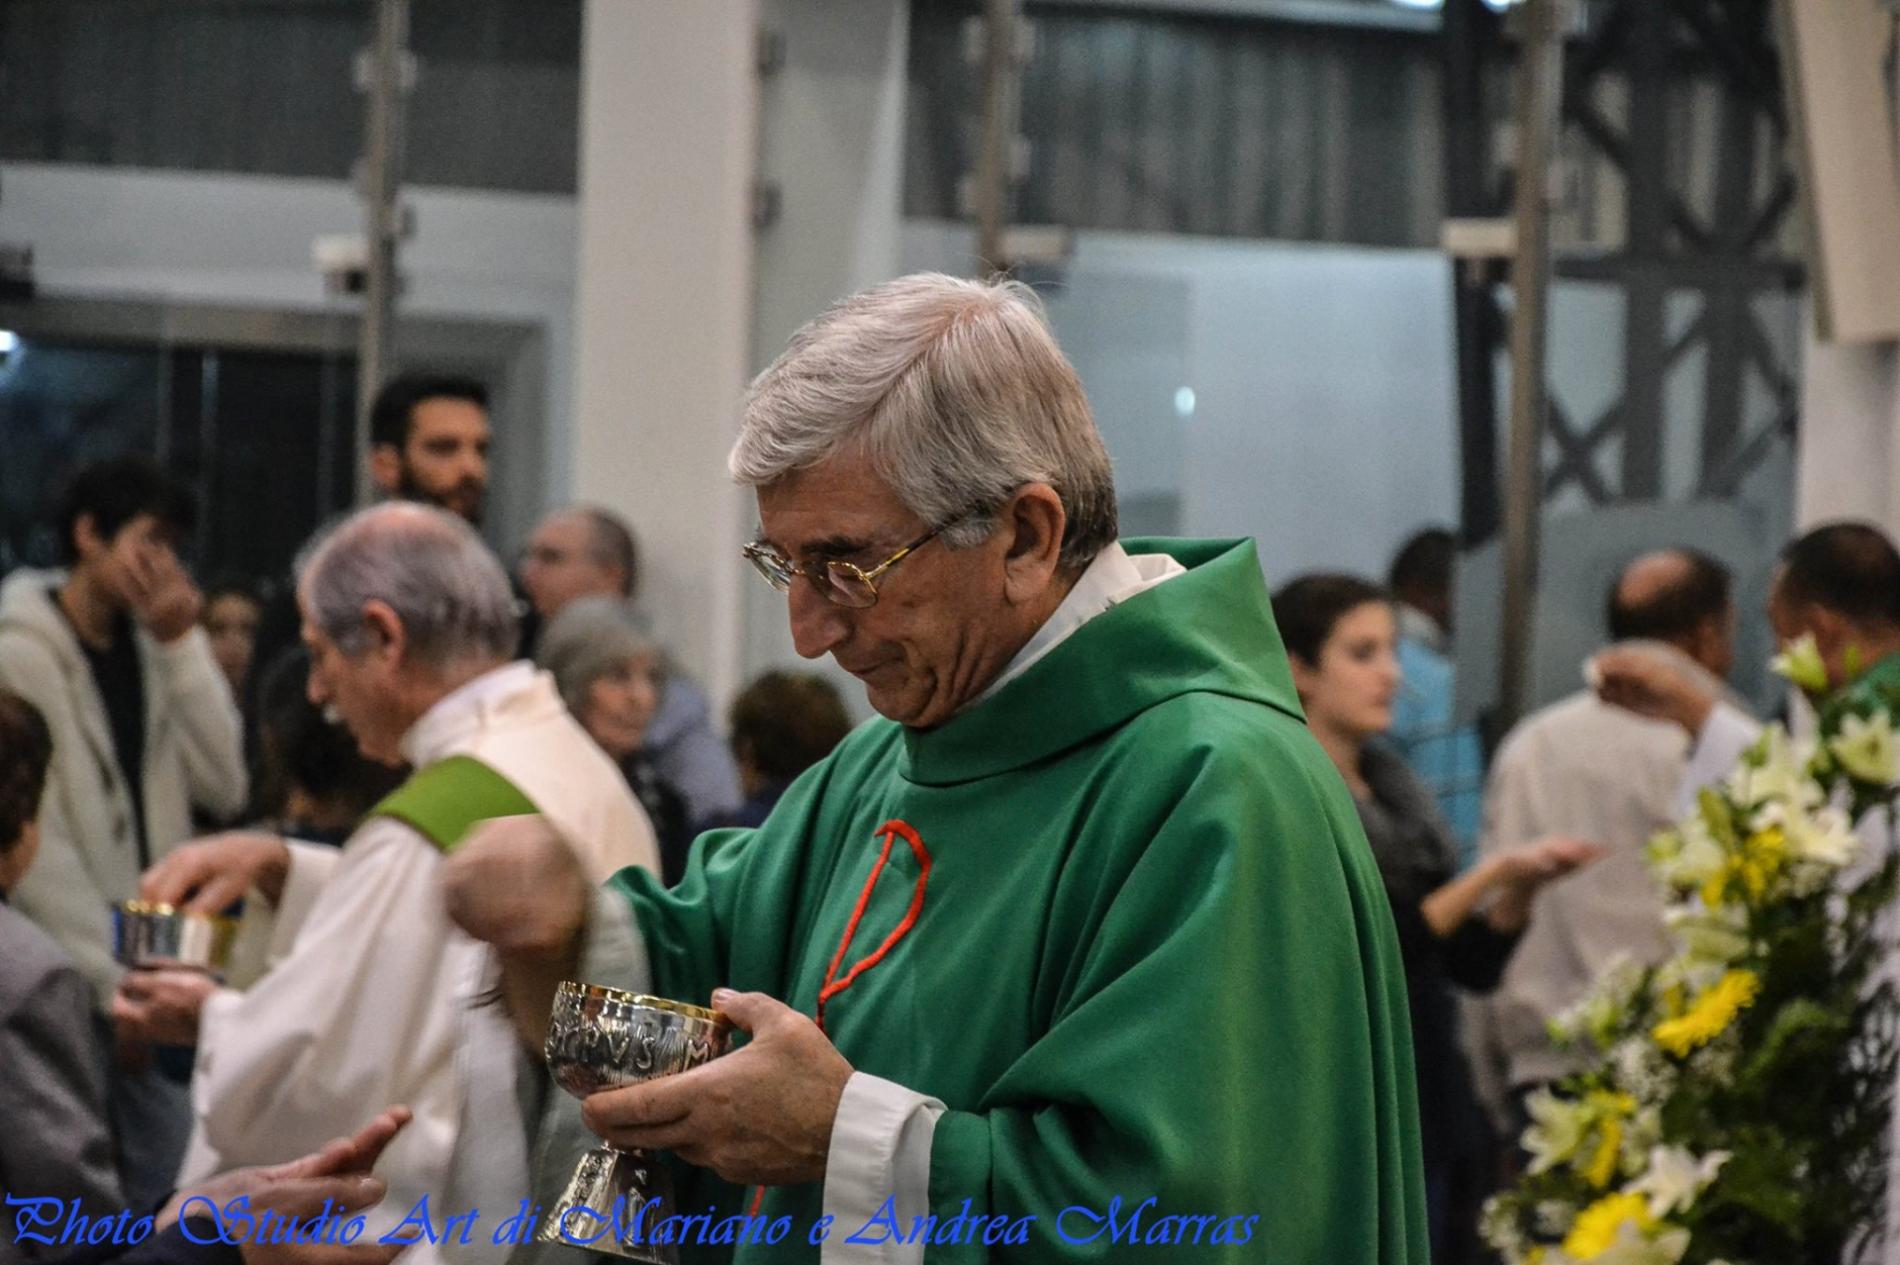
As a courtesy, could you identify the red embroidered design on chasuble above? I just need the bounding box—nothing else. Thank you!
[815,818,934,1034]
[746,820,936,1221]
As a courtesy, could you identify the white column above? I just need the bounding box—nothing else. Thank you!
[1795,333,1900,536]
[570,0,759,707]
[741,0,910,697]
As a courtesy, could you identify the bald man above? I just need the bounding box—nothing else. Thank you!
[1594,523,1900,801]
[1465,548,1736,1133]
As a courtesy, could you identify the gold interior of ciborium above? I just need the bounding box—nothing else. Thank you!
[113,899,240,971]
[552,981,731,1029]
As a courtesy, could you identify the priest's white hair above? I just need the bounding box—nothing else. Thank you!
[729,272,1118,570]
[297,501,519,670]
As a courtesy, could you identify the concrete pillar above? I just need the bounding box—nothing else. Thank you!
[741,0,910,698]
[569,0,759,706]
[1795,334,1900,537]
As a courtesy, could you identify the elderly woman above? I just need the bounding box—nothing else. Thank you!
[537,595,692,883]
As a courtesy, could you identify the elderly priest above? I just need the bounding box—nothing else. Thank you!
[118,503,659,1265]
[447,273,1428,1263]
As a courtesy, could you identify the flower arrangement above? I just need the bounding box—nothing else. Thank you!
[1483,637,1900,1265]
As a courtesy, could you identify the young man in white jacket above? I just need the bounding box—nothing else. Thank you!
[0,455,248,1206]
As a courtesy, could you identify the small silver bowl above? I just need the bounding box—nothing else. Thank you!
[545,983,730,1099]
[112,900,238,974]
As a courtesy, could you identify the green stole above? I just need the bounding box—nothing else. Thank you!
[370,754,539,851]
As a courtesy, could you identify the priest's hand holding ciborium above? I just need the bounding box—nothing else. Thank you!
[539,983,732,1264]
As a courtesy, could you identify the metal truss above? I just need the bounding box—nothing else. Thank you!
[1445,0,1804,545]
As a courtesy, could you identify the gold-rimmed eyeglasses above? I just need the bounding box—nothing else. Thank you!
[741,528,940,609]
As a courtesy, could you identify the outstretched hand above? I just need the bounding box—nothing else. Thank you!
[161,1107,414,1261]
[1485,836,1607,932]
[141,831,292,913]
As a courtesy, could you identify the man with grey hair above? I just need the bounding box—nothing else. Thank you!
[519,503,743,825]
[115,502,659,1265]
[447,274,1425,1262]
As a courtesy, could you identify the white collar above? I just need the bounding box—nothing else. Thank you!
[399,661,545,766]
[971,541,1187,707]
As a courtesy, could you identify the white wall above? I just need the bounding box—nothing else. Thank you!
[0,161,578,549]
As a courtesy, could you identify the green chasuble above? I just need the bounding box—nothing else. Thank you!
[1829,649,1900,725]
[605,538,1427,1263]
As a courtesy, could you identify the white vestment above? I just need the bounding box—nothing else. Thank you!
[183,663,658,1265]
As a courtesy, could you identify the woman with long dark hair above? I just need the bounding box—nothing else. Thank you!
[1273,573,1602,1264]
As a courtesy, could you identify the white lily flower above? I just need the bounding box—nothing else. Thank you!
[1771,633,1829,694]
[1727,725,1821,812]
[1665,904,1750,967]
[1760,799,1861,872]
[1631,1146,1729,1218]
[1523,1088,1591,1174]
[1656,816,1727,892]
[1831,711,1899,786]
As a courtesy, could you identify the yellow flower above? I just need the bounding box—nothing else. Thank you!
[1582,1113,1624,1188]
[1653,970,1759,1057]
[1573,1090,1636,1187]
[1699,827,1786,908]
[1562,1193,1655,1260]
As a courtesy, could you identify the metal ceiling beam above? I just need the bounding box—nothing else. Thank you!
[1025,0,1441,36]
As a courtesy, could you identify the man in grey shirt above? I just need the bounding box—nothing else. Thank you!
[1467,550,1738,1121]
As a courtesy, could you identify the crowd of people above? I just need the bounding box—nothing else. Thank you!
[1272,522,1900,1263]
[1,272,1898,1265]
[0,371,850,1263]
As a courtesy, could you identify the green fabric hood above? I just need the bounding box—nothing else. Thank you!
[902,537,1304,785]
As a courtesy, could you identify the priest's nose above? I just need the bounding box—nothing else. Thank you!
[787,577,851,661]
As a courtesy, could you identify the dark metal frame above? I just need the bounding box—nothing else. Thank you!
[1444,0,1803,546]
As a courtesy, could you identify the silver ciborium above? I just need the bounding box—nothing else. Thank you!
[538,983,730,1263]
[112,900,238,976]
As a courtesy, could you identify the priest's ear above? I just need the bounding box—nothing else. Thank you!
[998,482,1067,605]
[356,598,408,669]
